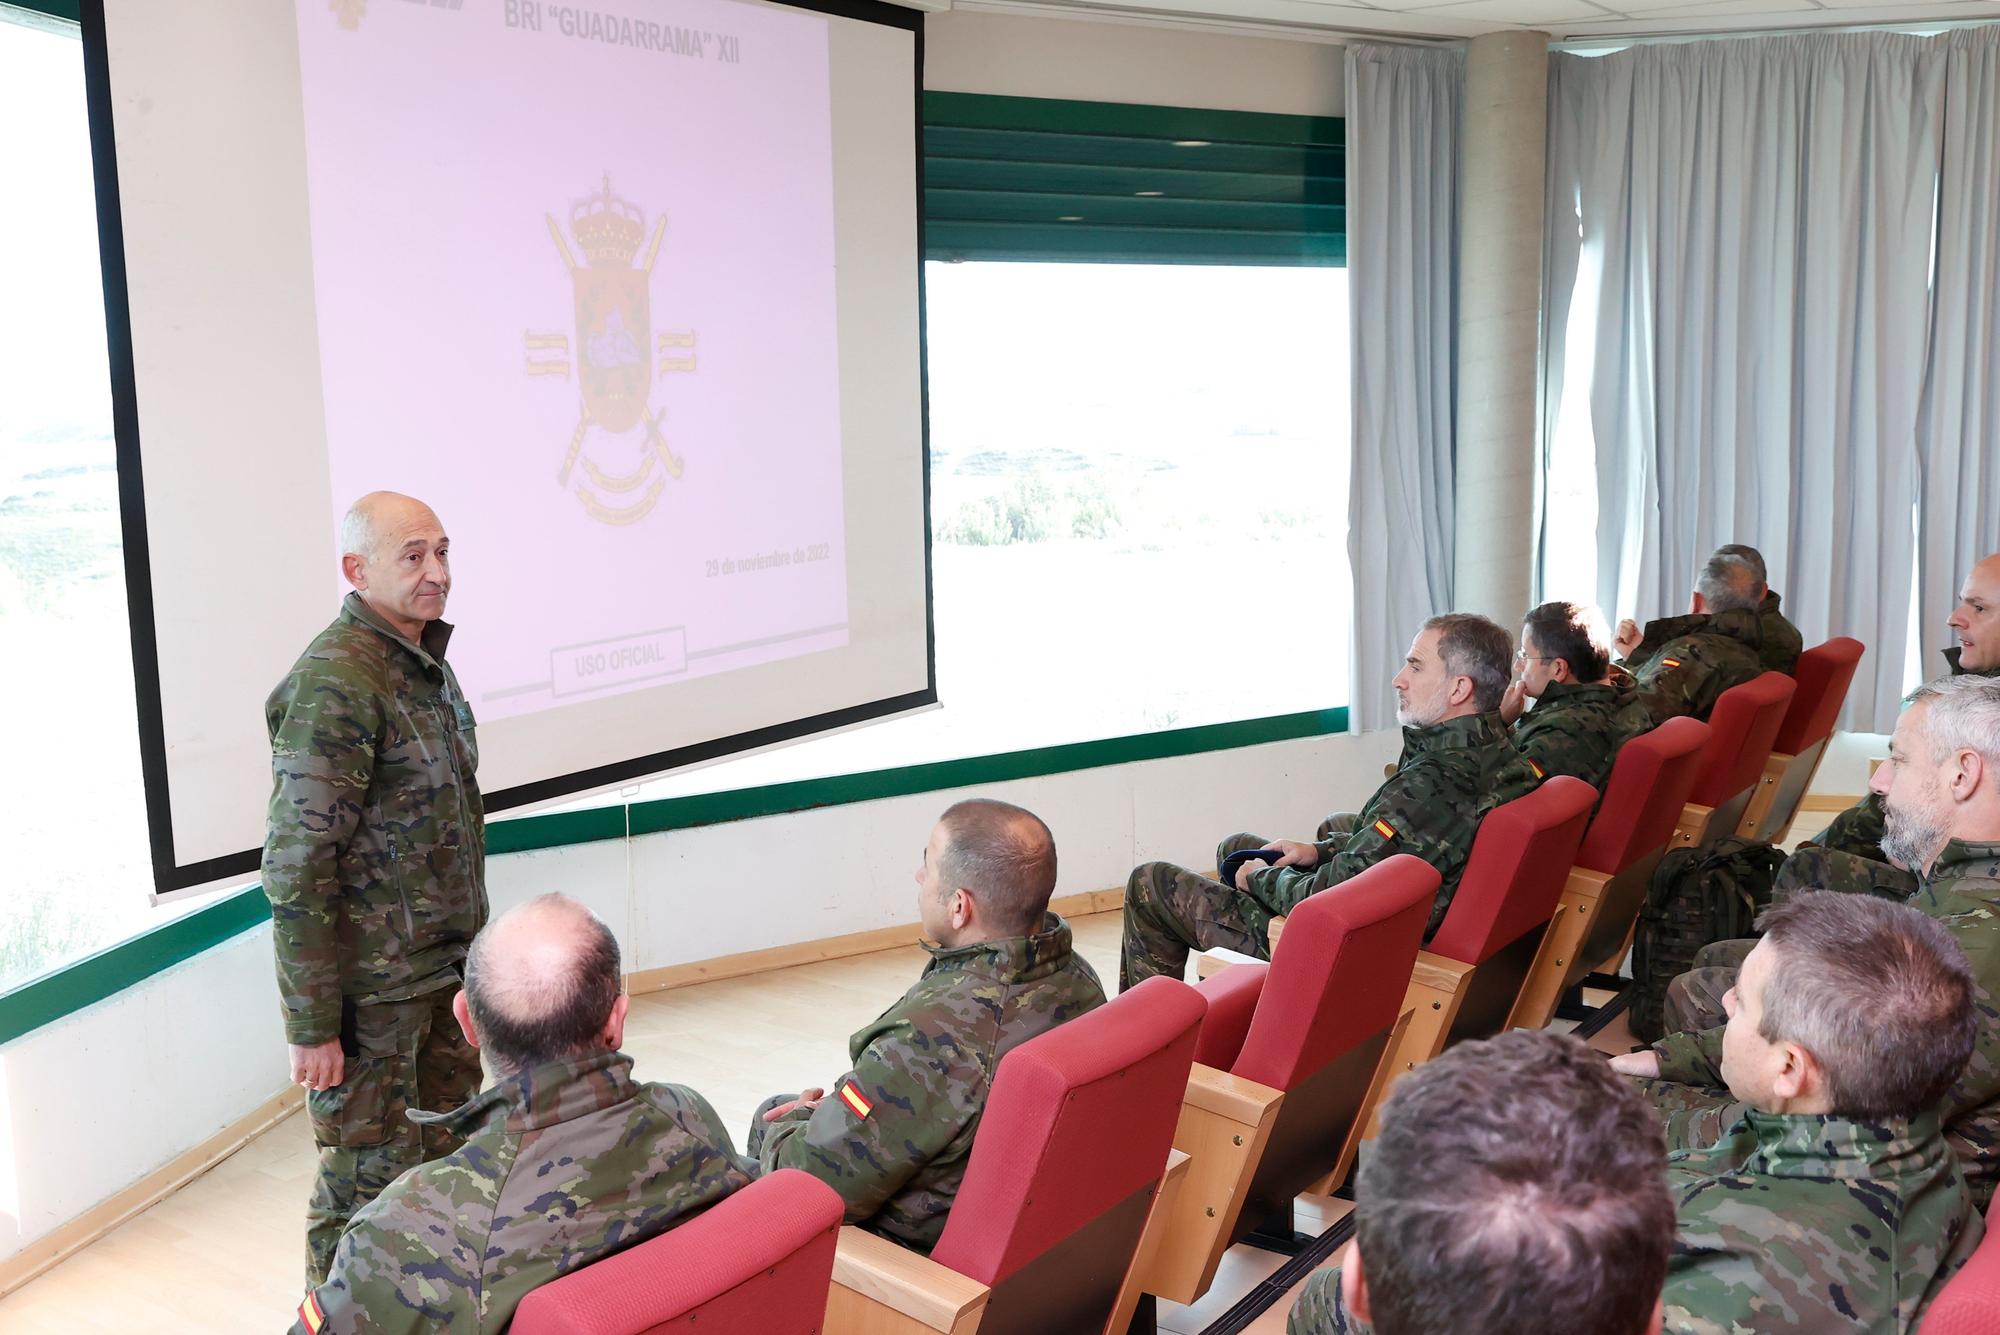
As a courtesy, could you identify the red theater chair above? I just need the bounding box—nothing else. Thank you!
[1734,638,1865,843]
[824,975,1206,1335]
[1672,672,1796,851]
[510,1169,843,1335]
[1507,718,1711,1030]
[1923,1199,2000,1334]
[1142,855,1437,1306]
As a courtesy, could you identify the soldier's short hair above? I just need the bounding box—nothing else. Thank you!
[464,894,624,1073]
[1421,613,1514,714]
[1356,1030,1673,1335]
[1712,543,1769,593]
[1519,602,1610,684]
[937,799,1058,937]
[1754,892,1976,1118]
[1694,552,1761,614]
[1906,675,2000,769]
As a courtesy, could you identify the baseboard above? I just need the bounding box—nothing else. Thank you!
[625,887,1126,996]
[0,1084,304,1300]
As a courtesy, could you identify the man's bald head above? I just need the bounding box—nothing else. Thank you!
[462,894,623,1075]
[935,799,1058,938]
[1949,554,2000,672]
[339,491,451,640]
[340,491,439,560]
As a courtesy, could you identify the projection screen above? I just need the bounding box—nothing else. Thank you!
[81,0,931,896]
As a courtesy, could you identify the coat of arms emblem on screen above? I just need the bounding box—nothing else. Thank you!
[524,174,698,525]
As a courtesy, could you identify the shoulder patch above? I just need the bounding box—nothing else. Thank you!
[299,1294,326,1334]
[1371,818,1398,840]
[1662,657,1683,668]
[837,1081,873,1120]
[1527,759,1545,780]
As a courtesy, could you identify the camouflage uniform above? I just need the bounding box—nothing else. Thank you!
[1754,589,1804,676]
[1619,607,1766,726]
[1511,678,1653,793]
[1641,840,2000,1205]
[750,913,1104,1253]
[1285,1265,1357,1334]
[1807,648,1999,863]
[1661,1108,1983,1334]
[291,1050,753,1334]
[263,592,487,1282]
[1121,713,1542,987]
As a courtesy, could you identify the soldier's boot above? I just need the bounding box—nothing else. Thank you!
[305,1139,423,1285]
[1316,812,1359,844]
[1120,861,1268,990]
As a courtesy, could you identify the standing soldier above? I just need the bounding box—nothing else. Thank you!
[263,491,486,1285]
[1501,600,1652,793]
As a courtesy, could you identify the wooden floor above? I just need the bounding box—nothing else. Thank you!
[0,910,1646,1334]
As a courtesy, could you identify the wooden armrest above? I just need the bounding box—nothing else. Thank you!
[1195,947,1264,979]
[1183,1061,1285,1124]
[1110,1148,1192,1331]
[1563,865,1613,901]
[1267,914,1287,951]
[828,1226,990,1335]
[1144,1065,1287,1304]
[1408,950,1478,997]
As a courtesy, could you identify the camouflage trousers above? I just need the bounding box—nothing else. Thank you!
[305,986,481,1285]
[744,1092,792,1159]
[1120,816,1354,989]
[1287,1265,1363,1334]
[1663,938,1757,1035]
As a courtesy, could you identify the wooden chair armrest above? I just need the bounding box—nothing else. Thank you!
[1183,1061,1285,1124]
[1144,1065,1287,1305]
[1194,947,1264,979]
[1108,1151,1192,1335]
[1408,949,1479,997]
[827,1225,990,1335]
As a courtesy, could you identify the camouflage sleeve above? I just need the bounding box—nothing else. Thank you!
[1652,1025,1726,1086]
[1661,1175,1846,1335]
[1803,793,1889,864]
[1286,1267,1367,1334]
[1631,644,1711,726]
[1253,766,1463,929]
[757,1019,974,1224]
[297,1190,460,1335]
[262,667,381,1045]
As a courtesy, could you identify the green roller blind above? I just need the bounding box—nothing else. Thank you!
[923,91,1345,267]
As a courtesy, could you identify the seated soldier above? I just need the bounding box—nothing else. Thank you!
[1500,600,1652,792]
[1613,675,2000,1203]
[1812,550,2000,862]
[1286,1030,1675,1335]
[294,894,754,1335]
[1712,543,1802,675]
[1659,892,1984,1334]
[1612,551,1767,725]
[749,799,1103,1253]
[1120,613,1541,987]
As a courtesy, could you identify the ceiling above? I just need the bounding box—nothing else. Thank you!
[948,0,2000,43]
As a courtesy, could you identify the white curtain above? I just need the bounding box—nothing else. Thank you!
[1347,42,1463,733]
[1917,28,2000,650]
[1542,33,1951,730]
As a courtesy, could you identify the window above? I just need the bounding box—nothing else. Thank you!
[1,13,226,992]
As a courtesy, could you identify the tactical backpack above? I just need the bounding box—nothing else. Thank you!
[1627,837,1786,1043]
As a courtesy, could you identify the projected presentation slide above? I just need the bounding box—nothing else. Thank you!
[294,0,850,723]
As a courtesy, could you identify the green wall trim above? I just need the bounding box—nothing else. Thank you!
[5,1,81,23]
[0,705,1348,1045]
[923,91,1343,148]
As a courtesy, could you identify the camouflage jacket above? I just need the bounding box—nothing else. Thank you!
[1809,648,2000,865]
[293,1050,754,1334]
[757,914,1105,1252]
[1511,679,1652,793]
[1756,590,1804,676]
[1247,711,1543,934]
[1651,840,2000,1203]
[1662,1108,1983,1335]
[1620,608,1766,727]
[262,593,486,1044]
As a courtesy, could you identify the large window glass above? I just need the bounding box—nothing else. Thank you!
[1,14,225,992]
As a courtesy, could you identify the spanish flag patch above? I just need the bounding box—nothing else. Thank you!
[1372,818,1397,840]
[1528,759,1546,780]
[837,1081,873,1120]
[298,1293,326,1334]
[1662,657,1683,668]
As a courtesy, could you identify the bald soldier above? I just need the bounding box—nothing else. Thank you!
[263,492,487,1284]
[1121,614,1542,987]
[292,895,753,1334]
[1613,551,1767,726]
[750,799,1104,1252]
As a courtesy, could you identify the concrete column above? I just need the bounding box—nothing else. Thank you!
[1453,30,1548,628]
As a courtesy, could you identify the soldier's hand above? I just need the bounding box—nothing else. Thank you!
[1498,678,1529,724]
[290,1040,346,1093]
[762,1087,825,1121]
[1263,840,1319,872]
[1606,1050,1659,1079]
[1613,618,1642,658]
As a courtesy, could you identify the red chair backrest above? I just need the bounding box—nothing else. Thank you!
[1228,856,1436,1091]
[1428,778,1598,965]
[510,1170,842,1335]
[1575,717,1711,875]
[929,975,1205,1289]
[1772,638,1865,754]
[1921,1200,2000,1335]
[1687,672,1796,809]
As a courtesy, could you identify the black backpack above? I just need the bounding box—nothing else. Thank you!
[1627,837,1786,1042]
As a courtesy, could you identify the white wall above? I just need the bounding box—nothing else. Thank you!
[0,726,1400,1266]
[923,9,1344,116]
